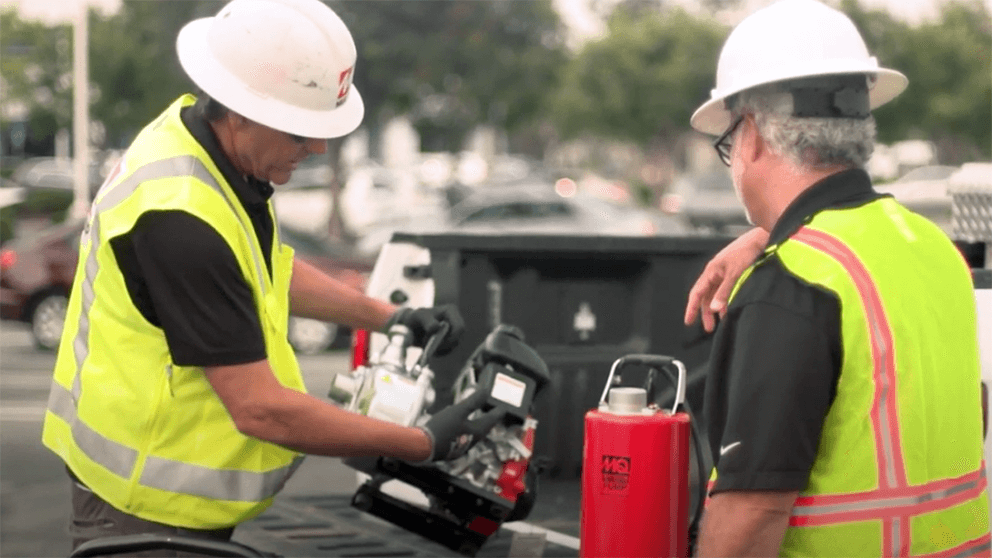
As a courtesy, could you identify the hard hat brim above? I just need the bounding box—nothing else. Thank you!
[177,17,364,139]
[690,67,908,136]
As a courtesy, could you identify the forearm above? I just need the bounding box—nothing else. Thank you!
[206,359,431,461]
[696,490,797,558]
[289,257,395,331]
[741,226,770,249]
[248,385,431,460]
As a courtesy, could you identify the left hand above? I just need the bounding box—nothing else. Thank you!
[419,388,506,461]
[685,227,769,332]
[386,304,465,355]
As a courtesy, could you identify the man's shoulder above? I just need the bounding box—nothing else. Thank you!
[732,255,841,319]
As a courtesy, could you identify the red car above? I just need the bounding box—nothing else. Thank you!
[1,218,373,353]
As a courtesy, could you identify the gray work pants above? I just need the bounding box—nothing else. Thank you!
[70,479,236,557]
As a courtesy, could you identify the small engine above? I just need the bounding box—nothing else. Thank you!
[328,324,550,557]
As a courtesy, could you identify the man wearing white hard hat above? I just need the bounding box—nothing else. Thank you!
[42,0,499,549]
[683,0,990,556]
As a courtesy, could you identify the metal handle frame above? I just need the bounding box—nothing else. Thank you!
[598,354,687,415]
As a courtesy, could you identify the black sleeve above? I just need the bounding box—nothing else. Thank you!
[704,267,841,494]
[118,210,267,367]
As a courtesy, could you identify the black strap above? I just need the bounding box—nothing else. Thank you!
[790,74,870,119]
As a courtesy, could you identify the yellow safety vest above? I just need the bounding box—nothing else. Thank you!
[42,95,307,529]
[712,197,989,557]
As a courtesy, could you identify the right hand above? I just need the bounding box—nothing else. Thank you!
[684,227,769,332]
[386,304,465,356]
[418,389,506,462]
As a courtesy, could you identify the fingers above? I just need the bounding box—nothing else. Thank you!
[467,407,507,438]
[450,386,488,415]
[431,304,465,355]
[710,274,736,314]
[685,264,720,327]
[438,304,465,337]
[702,304,717,333]
[684,289,702,326]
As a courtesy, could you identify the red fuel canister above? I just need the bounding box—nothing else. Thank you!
[579,356,692,558]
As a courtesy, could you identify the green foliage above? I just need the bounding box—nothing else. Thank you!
[5,0,986,167]
[2,3,216,151]
[840,0,991,161]
[332,0,568,151]
[1,9,73,152]
[88,1,217,148]
[551,7,727,146]
[0,205,16,245]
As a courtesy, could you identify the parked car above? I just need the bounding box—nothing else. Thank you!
[0,217,373,353]
[0,217,83,350]
[11,156,105,196]
[279,226,375,354]
[0,179,27,245]
[660,168,749,234]
[447,180,690,237]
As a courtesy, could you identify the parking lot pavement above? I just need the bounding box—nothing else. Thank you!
[0,324,582,557]
[0,322,357,557]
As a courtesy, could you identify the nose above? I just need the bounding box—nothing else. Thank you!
[306,138,327,155]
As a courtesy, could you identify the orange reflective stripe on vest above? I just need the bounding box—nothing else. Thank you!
[791,226,988,557]
[792,465,987,525]
[794,227,907,489]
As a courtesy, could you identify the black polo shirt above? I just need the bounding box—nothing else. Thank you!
[107,98,273,367]
[703,169,887,494]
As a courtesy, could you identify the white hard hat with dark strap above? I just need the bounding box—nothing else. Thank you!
[691,0,908,135]
[176,0,364,139]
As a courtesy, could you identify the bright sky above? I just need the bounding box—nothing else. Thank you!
[0,0,121,24]
[555,0,989,44]
[2,0,989,31]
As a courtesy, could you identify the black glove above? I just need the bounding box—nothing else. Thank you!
[419,388,506,462]
[386,304,465,356]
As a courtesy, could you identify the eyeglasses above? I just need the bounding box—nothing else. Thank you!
[713,115,744,167]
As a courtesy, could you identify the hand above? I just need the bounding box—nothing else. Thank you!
[684,227,769,332]
[419,389,506,462]
[386,304,465,356]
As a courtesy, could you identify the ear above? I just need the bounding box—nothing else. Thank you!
[739,114,764,165]
[225,111,250,132]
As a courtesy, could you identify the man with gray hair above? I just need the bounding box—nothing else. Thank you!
[685,0,989,556]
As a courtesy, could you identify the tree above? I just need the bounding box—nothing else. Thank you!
[89,1,218,148]
[323,1,568,239]
[841,0,991,162]
[550,6,727,197]
[2,2,221,155]
[332,0,568,154]
[1,8,74,156]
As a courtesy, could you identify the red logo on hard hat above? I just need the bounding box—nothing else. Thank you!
[337,66,353,107]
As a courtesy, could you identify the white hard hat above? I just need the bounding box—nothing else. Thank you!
[176,0,364,139]
[690,0,907,135]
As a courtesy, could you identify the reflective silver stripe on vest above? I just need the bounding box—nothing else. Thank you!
[952,539,992,558]
[91,155,269,296]
[47,382,137,478]
[792,469,985,516]
[890,516,907,557]
[51,154,280,500]
[140,455,305,502]
[792,227,907,488]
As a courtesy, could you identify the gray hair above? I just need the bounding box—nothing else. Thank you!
[732,81,876,169]
[193,90,231,123]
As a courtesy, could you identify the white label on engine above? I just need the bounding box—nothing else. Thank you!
[492,373,526,408]
[368,373,420,426]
